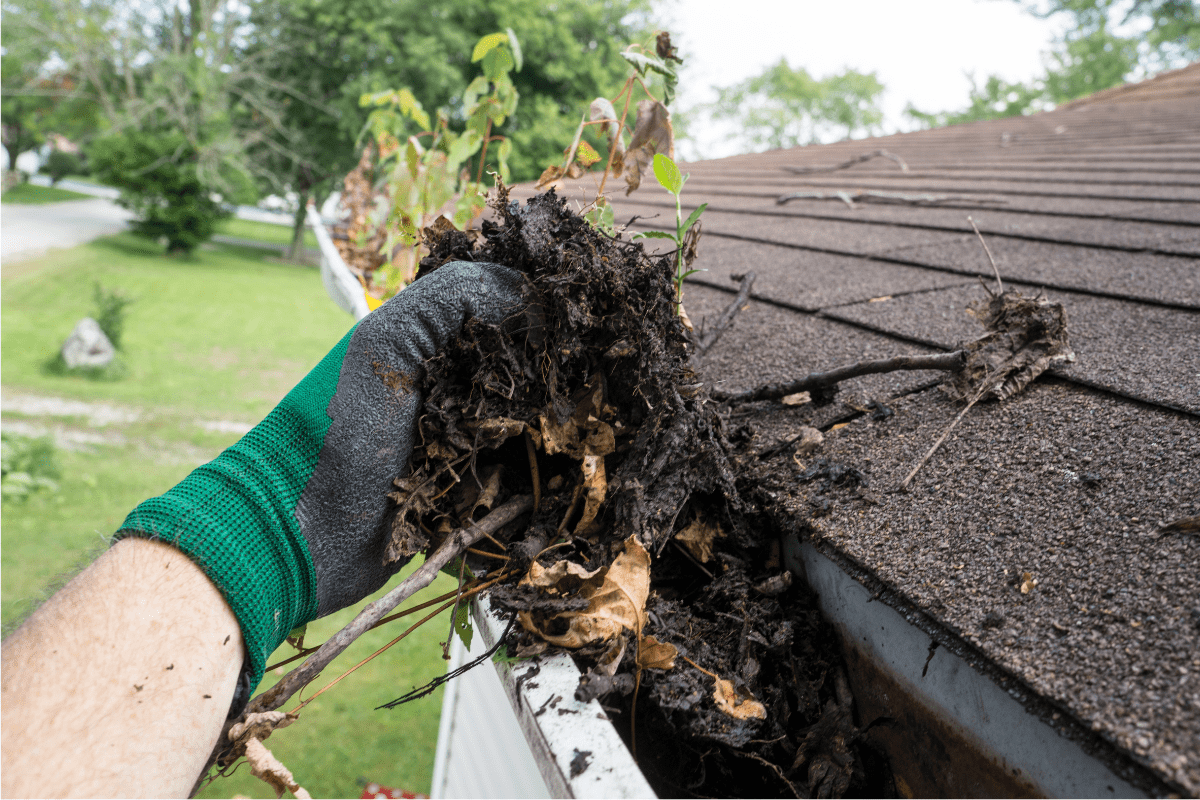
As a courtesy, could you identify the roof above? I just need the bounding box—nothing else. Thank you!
[511,61,1200,795]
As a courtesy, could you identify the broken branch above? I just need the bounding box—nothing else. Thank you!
[694,271,757,359]
[240,494,534,717]
[777,189,1007,208]
[968,216,1003,294]
[712,350,966,404]
[782,149,909,175]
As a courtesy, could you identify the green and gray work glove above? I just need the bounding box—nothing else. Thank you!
[116,261,525,694]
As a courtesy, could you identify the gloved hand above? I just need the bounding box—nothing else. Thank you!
[116,261,525,690]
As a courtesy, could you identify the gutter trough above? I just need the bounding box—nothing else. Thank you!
[433,533,1170,797]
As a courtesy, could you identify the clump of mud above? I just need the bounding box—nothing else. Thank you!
[396,187,892,797]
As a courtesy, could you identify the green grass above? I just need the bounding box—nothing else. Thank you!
[2,234,454,798]
[2,232,350,419]
[1,182,94,204]
[214,217,319,250]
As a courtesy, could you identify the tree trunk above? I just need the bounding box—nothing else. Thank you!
[285,187,309,263]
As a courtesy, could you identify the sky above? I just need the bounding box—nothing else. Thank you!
[658,0,1072,159]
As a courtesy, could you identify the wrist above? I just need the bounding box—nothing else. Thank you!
[115,326,357,688]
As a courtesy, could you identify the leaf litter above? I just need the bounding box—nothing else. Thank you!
[381,185,895,797]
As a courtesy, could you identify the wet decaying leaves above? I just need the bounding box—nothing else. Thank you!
[395,187,891,797]
[943,289,1075,403]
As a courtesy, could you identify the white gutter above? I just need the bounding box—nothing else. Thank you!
[306,204,371,321]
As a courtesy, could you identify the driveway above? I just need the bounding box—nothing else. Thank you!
[1,197,133,266]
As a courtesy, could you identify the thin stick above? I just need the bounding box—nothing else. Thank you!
[466,546,510,561]
[713,350,967,404]
[900,388,985,490]
[291,599,455,714]
[596,77,634,199]
[242,494,533,716]
[968,216,1003,294]
[782,149,908,175]
[525,431,541,513]
[695,271,756,358]
[264,586,464,672]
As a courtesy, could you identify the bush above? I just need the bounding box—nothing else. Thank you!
[41,151,84,185]
[93,283,133,350]
[1,433,60,500]
[88,130,234,255]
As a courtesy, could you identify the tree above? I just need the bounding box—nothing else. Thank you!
[246,0,652,259]
[905,73,1047,129]
[908,0,1199,130]
[709,59,884,152]
[0,5,101,175]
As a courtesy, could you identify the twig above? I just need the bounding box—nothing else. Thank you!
[968,216,1003,294]
[525,431,541,514]
[782,149,909,175]
[712,350,966,404]
[733,750,802,799]
[900,388,985,490]
[777,189,1006,208]
[240,494,533,717]
[694,271,756,359]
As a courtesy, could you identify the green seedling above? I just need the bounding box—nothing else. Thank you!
[633,153,707,307]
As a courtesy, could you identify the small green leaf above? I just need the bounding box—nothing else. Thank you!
[446,129,483,169]
[405,137,421,179]
[439,556,467,578]
[620,51,672,78]
[505,28,522,72]
[482,46,515,82]
[653,153,683,195]
[681,203,708,234]
[492,648,528,665]
[454,603,474,651]
[472,32,509,63]
[631,230,678,241]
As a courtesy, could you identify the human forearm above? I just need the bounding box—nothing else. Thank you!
[1,538,244,798]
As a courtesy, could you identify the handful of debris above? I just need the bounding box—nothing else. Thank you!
[394,187,880,796]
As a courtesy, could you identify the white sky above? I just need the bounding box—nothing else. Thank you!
[657,0,1072,159]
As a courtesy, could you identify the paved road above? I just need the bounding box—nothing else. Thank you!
[1,197,134,265]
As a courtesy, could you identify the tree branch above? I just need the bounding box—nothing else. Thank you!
[712,350,966,404]
[693,271,756,362]
[241,494,533,717]
[782,149,909,175]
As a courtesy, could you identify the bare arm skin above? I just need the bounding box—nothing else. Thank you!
[1,538,244,798]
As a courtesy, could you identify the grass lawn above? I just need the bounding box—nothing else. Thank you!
[2,233,454,798]
[2,182,94,204]
[215,217,319,250]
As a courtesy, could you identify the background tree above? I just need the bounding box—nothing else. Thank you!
[0,3,101,176]
[907,0,1198,128]
[709,59,884,152]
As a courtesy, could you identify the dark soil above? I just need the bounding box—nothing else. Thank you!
[400,188,894,798]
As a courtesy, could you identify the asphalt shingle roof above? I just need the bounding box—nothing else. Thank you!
[511,61,1200,794]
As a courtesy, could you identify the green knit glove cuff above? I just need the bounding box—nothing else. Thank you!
[114,326,356,689]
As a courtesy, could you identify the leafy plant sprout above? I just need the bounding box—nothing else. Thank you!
[633,153,707,309]
[357,30,522,300]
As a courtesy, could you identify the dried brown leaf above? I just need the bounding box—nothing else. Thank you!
[712,677,767,720]
[519,536,651,647]
[637,635,678,671]
[781,392,811,406]
[472,417,527,448]
[576,453,607,534]
[623,100,673,195]
[945,290,1075,402]
[385,467,436,563]
[244,737,312,799]
[589,97,625,166]
[675,517,721,563]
